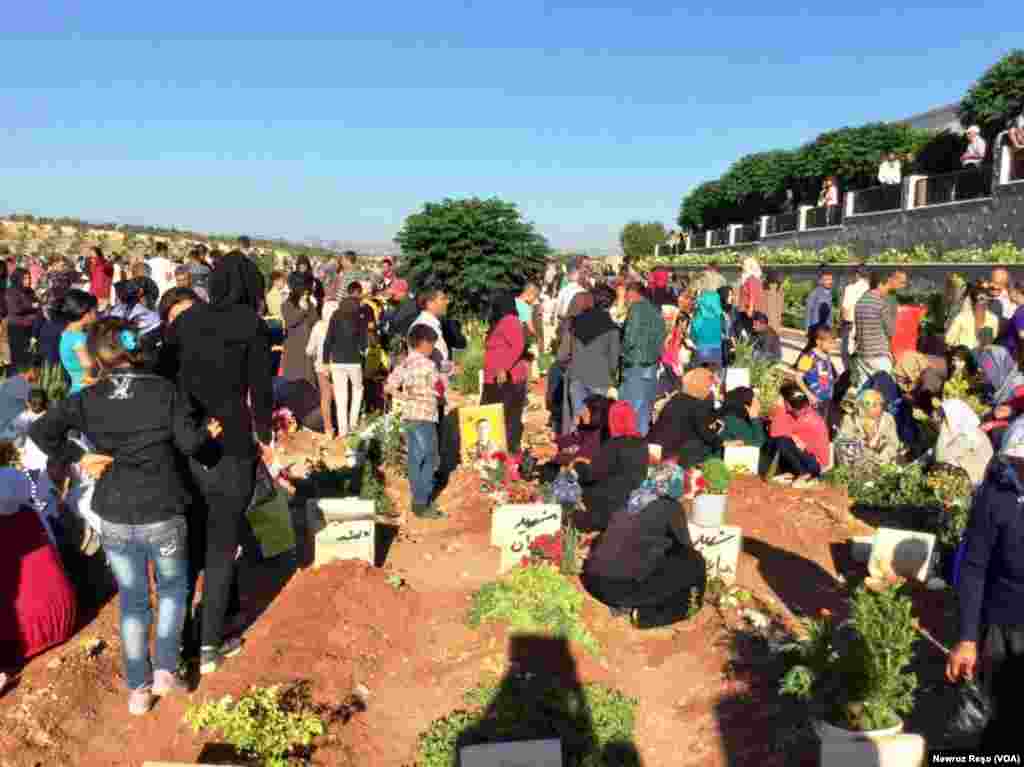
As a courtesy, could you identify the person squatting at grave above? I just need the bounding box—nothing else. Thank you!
[581,462,707,629]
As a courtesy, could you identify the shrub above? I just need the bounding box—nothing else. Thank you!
[468,564,599,655]
[184,684,325,767]
[416,677,638,767]
[453,320,486,396]
[698,458,732,495]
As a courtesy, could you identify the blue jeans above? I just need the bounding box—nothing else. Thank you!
[620,365,658,436]
[100,517,189,690]
[404,420,439,506]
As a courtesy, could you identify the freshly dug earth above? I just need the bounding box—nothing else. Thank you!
[0,384,951,767]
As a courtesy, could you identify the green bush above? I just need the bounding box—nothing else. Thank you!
[416,677,638,767]
[698,458,732,494]
[453,320,487,396]
[184,684,325,767]
[468,564,599,655]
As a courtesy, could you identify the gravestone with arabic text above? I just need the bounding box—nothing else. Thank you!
[688,523,742,584]
[491,504,563,574]
[461,738,562,767]
[307,498,375,567]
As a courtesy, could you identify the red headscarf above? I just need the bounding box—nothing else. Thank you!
[608,401,641,438]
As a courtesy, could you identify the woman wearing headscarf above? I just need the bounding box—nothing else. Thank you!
[690,290,725,368]
[719,387,766,448]
[648,367,723,467]
[207,250,266,315]
[6,268,40,368]
[481,293,529,454]
[835,389,900,468]
[761,382,830,488]
[737,256,763,337]
[660,291,695,397]
[574,401,649,531]
[859,369,921,452]
[566,288,620,425]
[554,393,613,465]
[581,462,707,629]
[947,428,1024,754]
[293,255,325,313]
[893,350,947,415]
[280,272,318,387]
[935,399,994,487]
[761,270,784,333]
[947,283,999,350]
[977,345,1024,447]
[555,291,595,435]
[647,269,674,307]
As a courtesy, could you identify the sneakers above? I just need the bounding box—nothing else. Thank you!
[128,686,155,716]
[152,669,189,697]
[199,637,244,675]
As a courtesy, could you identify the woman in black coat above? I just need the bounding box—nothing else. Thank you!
[648,367,722,467]
[574,401,648,531]
[6,268,41,369]
[582,463,707,629]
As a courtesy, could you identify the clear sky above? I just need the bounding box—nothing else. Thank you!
[0,2,1018,251]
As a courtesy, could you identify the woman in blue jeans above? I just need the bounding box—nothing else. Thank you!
[31,318,219,715]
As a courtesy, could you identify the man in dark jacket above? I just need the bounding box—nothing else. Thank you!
[158,286,273,674]
[620,281,666,436]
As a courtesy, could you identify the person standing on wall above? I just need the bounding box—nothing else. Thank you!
[839,265,870,372]
[620,281,666,437]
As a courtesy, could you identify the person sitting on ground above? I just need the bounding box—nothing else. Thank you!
[893,349,947,416]
[574,401,649,532]
[794,324,838,422]
[761,382,829,488]
[581,462,707,629]
[719,386,766,449]
[750,311,781,364]
[554,393,613,466]
[648,367,723,468]
[946,282,1000,351]
[31,318,222,715]
[935,398,994,487]
[10,388,49,472]
[834,389,900,468]
[977,345,1024,447]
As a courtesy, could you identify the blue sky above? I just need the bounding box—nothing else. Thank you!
[0,2,1018,250]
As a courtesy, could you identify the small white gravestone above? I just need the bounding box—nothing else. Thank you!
[688,523,742,584]
[491,504,563,574]
[723,445,759,475]
[461,738,562,767]
[868,528,936,583]
[307,499,375,567]
[820,733,925,767]
[724,368,750,392]
[648,443,662,464]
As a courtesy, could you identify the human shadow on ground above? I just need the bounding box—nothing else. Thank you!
[743,537,845,620]
[455,634,642,766]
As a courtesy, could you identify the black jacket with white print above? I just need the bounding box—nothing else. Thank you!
[30,372,213,526]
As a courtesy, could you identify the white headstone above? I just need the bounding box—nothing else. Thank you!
[724,368,750,392]
[723,445,759,475]
[820,733,925,767]
[307,499,375,567]
[460,739,562,767]
[868,528,936,583]
[648,443,662,464]
[688,523,742,584]
[491,504,562,574]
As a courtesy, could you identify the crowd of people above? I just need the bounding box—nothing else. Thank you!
[3,240,1024,749]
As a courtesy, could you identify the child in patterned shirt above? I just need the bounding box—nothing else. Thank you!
[384,324,446,519]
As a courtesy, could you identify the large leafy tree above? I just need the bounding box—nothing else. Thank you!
[619,221,668,262]
[959,50,1024,137]
[394,197,549,317]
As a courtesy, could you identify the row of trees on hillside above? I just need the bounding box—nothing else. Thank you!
[677,50,1024,232]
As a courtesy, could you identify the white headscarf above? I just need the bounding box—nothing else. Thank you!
[941,399,980,440]
[1001,414,1024,460]
[740,256,762,282]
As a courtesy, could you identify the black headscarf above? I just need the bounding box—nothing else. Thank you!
[488,292,518,330]
[573,304,618,346]
[287,271,312,305]
[717,285,733,313]
[208,251,265,313]
[721,386,755,422]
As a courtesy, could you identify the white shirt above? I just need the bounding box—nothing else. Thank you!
[146,256,176,298]
[841,278,870,323]
[555,282,584,320]
[878,161,902,185]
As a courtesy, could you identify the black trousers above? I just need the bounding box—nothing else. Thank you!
[481,380,528,455]
[582,544,707,629]
[980,624,1024,755]
[185,453,256,650]
[759,436,821,477]
[839,320,854,373]
[8,323,33,369]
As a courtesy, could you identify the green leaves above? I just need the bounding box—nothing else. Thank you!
[959,50,1024,135]
[619,221,668,263]
[395,197,550,317]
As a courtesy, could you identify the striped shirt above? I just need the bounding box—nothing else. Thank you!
[854,291,895,359]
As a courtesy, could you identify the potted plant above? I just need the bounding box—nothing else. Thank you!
[691,458,731,527]
[779,583,919,747]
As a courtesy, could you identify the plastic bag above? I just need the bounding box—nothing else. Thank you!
[552,469,582,506]
[946,679,993,741]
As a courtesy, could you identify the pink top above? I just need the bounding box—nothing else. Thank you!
[769,402,830,468]
[483,314,528,384]
[740,276,762,315]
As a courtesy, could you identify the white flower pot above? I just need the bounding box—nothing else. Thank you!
[815,718,917,767]
[815,717,903,743]
[691,494,727,527]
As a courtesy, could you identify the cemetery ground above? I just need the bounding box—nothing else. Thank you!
[1,381,963,767]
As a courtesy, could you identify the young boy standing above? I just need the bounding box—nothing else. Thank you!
[384,324,446,520]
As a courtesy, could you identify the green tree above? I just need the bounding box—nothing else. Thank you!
[394,197,550,317]
[619,221,668,262]
[959,50,1024,136]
